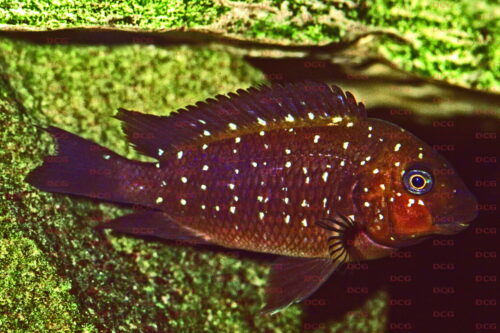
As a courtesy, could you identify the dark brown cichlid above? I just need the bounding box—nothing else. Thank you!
[26,81,478,313]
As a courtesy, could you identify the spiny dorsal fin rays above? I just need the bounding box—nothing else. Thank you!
[116,81,366,160]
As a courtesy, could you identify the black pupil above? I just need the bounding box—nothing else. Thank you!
[412,175,425,188]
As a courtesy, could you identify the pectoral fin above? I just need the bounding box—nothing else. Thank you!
[261,256,338,315]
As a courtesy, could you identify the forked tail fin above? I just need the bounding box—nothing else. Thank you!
[26,126,156,207]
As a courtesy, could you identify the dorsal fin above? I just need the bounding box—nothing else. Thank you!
[116,81,366,159]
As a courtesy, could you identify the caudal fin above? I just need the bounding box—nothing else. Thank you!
[26,126,154,206]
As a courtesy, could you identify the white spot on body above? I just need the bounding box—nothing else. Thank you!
[228,123,237,130]
[230,206,236,214]
[181,177,188,183]
[322,172,329,182]
[202,165,209,171]
[103,154,110,160]
[200,184,207,190]
[228,183,235,190]
[394,143,402,152]
[285,148,291,154]
[331,116,342,124]
[301,199,309,207]
[285,114,295,122]
[202,144,208,150]
[156,197,163,204]
[257,117,267,126]
[346,122,354,127]
[251,162,258,167]
[314,135,320,143]
[203,130,211,136]
[394,162,401,167]
[284,215,291,224]
[235,137,241,143]
[180,199,187,206]
[340,160,346,167]
[157,149,164,157]
[302,167,308,174]
[305,177,310,184]
[308,112,315,120]
[301,218,308,227]
[343,141,349,150]
[372,168,379,174]
[364,202,370,207]
[379,184,386,190]
[259,131,265,136]
[259,212,265,220]
[283,197,290,204]
[285,161,292,168]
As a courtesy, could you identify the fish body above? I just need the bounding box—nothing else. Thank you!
[27,81,478,313]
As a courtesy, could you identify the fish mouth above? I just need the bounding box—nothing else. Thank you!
[433,195,478,235]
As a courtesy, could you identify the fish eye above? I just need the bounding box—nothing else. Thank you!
[403,169,433,195]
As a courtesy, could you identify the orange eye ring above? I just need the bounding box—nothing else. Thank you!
[409,174,427,190]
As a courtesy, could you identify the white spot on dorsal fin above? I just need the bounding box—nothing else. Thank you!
[346,122,354,127]
[198,119,206,124]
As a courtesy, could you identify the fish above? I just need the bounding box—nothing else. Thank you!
[26,81,478,314]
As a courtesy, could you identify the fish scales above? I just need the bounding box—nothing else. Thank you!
[26,81,478,313]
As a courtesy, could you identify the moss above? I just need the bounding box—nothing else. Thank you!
[0,0,228,28]
[1,1,497,90]
[0,237,94,332]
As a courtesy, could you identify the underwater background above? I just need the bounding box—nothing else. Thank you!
[0,0,498,332]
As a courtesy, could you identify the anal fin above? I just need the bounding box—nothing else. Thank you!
[261,256,338,315]
[96,211,211,246]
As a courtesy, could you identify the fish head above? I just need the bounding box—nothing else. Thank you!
[353,119,478,249]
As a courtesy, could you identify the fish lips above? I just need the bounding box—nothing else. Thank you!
[433,193,478,235]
